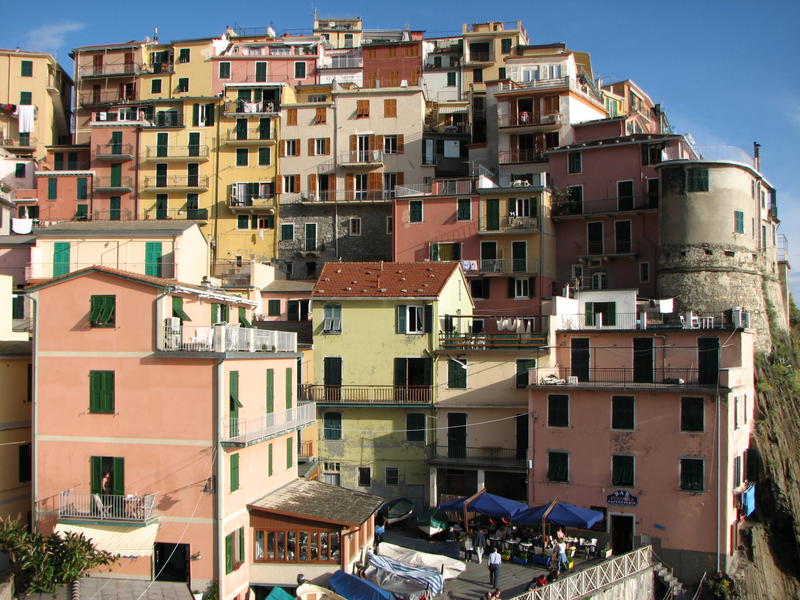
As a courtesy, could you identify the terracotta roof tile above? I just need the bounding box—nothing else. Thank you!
[312,261,460,298]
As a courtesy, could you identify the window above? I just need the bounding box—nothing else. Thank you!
[446,71,456,87]
[406,413,425,442]
[286,436,293,468]
[237,215,250,229]
[501,38,513,53]
[409,200,423,222]
[548,394,569,427]
[236,148,248,166]
[268,443,273,477]
[516,359,536,388]
[639,262,650,283]
[284,139,299,156]
[385,467,399,486]
[14,163,25,178]
[48,178,57,200]
[177,78,189,92]
[230,453,239,491]
[313,138,328,156]
[148,78,162,95]
[324,412,342,440]
[612,396,634,430]
[448,358,467,389]
[267,299,281,316]
[20,60,33,77]
[178,48,190,63]
[258,147,271,166]
[349,218,361,236]
[584,301,616,326]
[89,370,115,413]
[733,455,742,487]
[384,99,397,118]
[680,458,704,491]
[681,397,704,432]
[734,210,744,234]
[383,135,398,154]
[430,242,461,261]
[323,304,342,334]
[294,62,306,79]
[19,91,32,105]
[568,151,582,174]
[219,61,231,79]
[89,295,115,327]
[18,443,31,483]
[688,167,709,192]
[309,94,326,103]
[396,304,430,334]
[358,467,371,487]
[473,68,483,83]
[547,451,568,482]
[280,223,293,241]
[283,175,298,193]
[356,100,369,117]
[612,455,635,487]
[90,456,124,495]
[471,278,490,299]
[734,396,739,430]
[457,198,471,221]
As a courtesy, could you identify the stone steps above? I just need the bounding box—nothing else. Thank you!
[653,561,688,599]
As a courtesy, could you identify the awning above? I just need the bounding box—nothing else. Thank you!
[54,523,159,558]
[437,104,468,115]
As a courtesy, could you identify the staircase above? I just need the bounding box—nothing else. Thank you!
[653,561,688,599]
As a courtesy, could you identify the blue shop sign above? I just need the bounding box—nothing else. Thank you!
[607,490,638,506]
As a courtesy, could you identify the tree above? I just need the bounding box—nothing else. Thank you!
[0,518,118,594]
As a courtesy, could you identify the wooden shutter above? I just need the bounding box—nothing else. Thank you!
[585,302,595,326]
[424,305,433,333]
[324,138,331,155]
[308,173,317,194]
[293,175,300,192]
[350,135,357,152]
[286,436,293,468]
[285,367,293,409]
[368,172,381,192]
[346,174,354,200]
[275,177,282,194]
[315,107,326,123]
[375,135,383,152]
[287,108,297,126]
[268,443,273,476]
[384,99,397,118]
[230,454,239,491]
[397,134,404,153]
[394,358,407,386]
[192,103,199,126]
[308,138,315,155]
[396,172,404,186]
[369,134,376,151]
[225,534,234,573]
[396,305,407,333]
[278,141,285,157]
[90,456,102,494]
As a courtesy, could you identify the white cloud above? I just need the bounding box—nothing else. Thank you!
[22,22,85,53]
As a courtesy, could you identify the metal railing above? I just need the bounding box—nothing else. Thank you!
[395,179,475,197]
[162,323,297,353]
[777,233,788,262]
[94,176,133,189]
[427,444,527,467]
[319,57,363,69]
[552,196,657,217]
[142,175,209,189]
[302,384,432,405]
[78,90,137,106]
[283,190,392,203]
[340,150,384,164]
[225,127,274,142]
[229,191,276,208]
[299,440,314,458]
[2,137,38,148]
[141,207,208,220]
[95,143,134,157]
[144,145,210,159]
[78,63,143,77]
[223,100,280,115]
[555,311,729,330]
[512,545,652,600]
[58,491,158,523]
[499,112,562,128]
[439,331,547,350]
[498,76,603,103]
[480,215,540,233]
[498,149,545,164]
[224,402,316,445]
[534,366,707,386]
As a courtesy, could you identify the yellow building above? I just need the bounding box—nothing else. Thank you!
[305,261,473,509]
[0,49,72,161]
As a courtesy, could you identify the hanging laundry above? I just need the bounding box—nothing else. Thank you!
[16,105,35,133]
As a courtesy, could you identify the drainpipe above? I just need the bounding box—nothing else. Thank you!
[715,339,722,572]
[332,95,339,257]
[134,124,141,219]
[24,292,38,528]
[215,358,225,599]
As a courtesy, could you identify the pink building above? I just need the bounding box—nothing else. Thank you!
[27,267,379,599]
[546,120,694,296]
[530,289,755,583]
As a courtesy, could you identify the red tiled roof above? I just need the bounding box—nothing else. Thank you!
[312,261,460,298]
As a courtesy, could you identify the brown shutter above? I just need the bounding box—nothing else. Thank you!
[396,172,404,186]
[287,108,297,126]
[316,107,326,123]
[275,177,283,194]
[293,175,300,192]
[397,134,404,154]
[279,141,285,157]
[368,172,381,191]
[369,134,376,151]
[308,173,317,193]
[324,138,331,155]
[350,135,357,152]
[329,176,336,192]
[375,135,383,152]
[345,174,354,201]
[308,138,315,156]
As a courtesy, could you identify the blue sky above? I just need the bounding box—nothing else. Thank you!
[8,0,800,299]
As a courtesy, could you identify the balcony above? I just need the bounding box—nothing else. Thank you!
[301,384,432,406]
[58,491,158,524]
[223,100,280,117]
[282,190,392,204]
[318,56,362,69]
[439,331,547,351]
[532,366,717,388]
[427,444,527,470]
[222,402,316,447]
[499,112,563,131]
[498,77,603,104]
[223,128,275,145]
[479,215,540,234]
[299,440,314,460]
[464,51,492,65]
[142,175,209,192]
[338,150,384,168]
[498,149,545,164]
[95,143,134,161]
[552,195,658,218]
[1,136,37,151]
[473,258,534,275]
[161,323,297,353]
[78,63,143,77]
[78,90,137,107]
[555,311,730,331]
[94,176,133,192]
[142,207,209,221]
[141,113,184,129]
[229,194,276,213]
[143,145,210,161]
[27,260,175,280]
[581,240,636,258]
[395,179,475,197]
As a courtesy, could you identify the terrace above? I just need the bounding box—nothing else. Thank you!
[223,402,316,446]
[302,384,432,406]
[58,491,158,525]
[162,323,297,353]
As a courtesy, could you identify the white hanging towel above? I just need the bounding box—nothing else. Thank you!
[516,319,526,333]
[659,298,674,313]
[16,105,35,133]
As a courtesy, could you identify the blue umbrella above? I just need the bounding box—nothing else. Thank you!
[513,501,603,529]
[437,492,527,519]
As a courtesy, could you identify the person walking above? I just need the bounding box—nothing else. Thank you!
[487,547,502,587]
[463,533,474,562]
[557,540,568,572]
[473,529,486,564]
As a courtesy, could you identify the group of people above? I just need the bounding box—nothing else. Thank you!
[548,528,570,572]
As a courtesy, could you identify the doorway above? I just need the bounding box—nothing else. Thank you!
[633,338,653,383]
[571,338,590,382]
[154,542,190,582]
[447,413,467,458]
[610,514,634,555]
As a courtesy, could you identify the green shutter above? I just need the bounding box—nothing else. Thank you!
[238,306,252,328]
[286,436,293,468]
[77,177,88,200]
[90,456,102,494]
[606,302,616,326]
[585,302,595,326]
[112,457,124,495]
[89,371,115,413]
[225,533,234,573]
[424,305,433,333]
[19,91,31,105]
[90,295,115,327]
[230,371,242,407]
[48,178,57,200]
[285,368,292,409]
[211,303,220,323]
[448,359,466,389]
[53,242,70,276]
[268,299,280,316]
[266,369,274,413]
[221,304,230,322]
[21,60,32,76]
[396,305,407,333]
[192,104,200,127]
[230,453,239,491]
[238,527,245,562]
[258,147,270,165]
[256,62,267,82]
[145,242,163,277]
[268,443,273,476]
[172,297,191,321]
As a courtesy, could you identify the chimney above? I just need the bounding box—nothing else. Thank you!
[753,142,761,172]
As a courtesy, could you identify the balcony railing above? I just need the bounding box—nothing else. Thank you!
[533,366,712,387]
[395,179,475,197]
[142,207,209,220]
[78,90,137,106]
[427,444,527,468]
[78,63,143,77]
[498,76,603,103]
[224,128,275,143]
[480,215,540,233]
[2,137,38,149]
[142,175,209,190]
[224,402,316,446]
[498,149,545,164]
[162,323,297,353]
[339,150,384,165]
[302,384,432,405]
[552,195,658,217]
[95,143,134,159]
[223,100,280,115]
[283,190,392,203]
[318,57,362,69]
[142,113,184,128]
[299,440,314,459]
[94,176,133,191]
[229,194,276,210]
[143,145,210,159]
[58,491,158,524]
[439,331,547,350]
[499,112,562,128]
[555,311,729,330]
